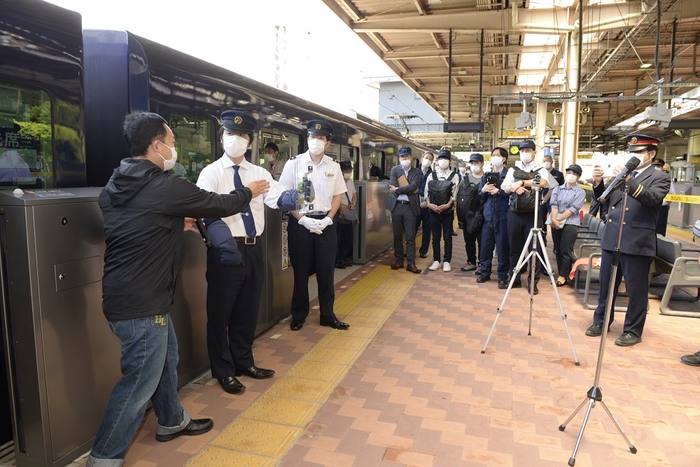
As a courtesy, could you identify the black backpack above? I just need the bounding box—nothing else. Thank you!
[428,171,457,207]
[456,177,483,224]
[509,167,540,213]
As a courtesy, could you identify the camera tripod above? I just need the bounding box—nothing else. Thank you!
[558,187,636,466]
[481,178,579,366]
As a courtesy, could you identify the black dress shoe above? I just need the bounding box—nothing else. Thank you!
[235,366,275,379]
[498,279,508,289]
[512,279,522,288]
[218,376,246,394]
[615,332,641,346]
[585,324,602,337]
[290,319,304,331]
[155,418,214,442]
[419,252,428,258]
[476,275,490,283]
[320,319,350,330]
[530,285,539,295]
[335,261,347,269]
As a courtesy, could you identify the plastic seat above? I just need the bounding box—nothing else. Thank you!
[659,257,700,317]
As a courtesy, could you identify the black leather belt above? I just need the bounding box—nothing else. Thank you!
[233,237,260,245]
[306,213,329,219]
[396,200,411,205]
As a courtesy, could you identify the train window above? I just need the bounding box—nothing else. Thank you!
[0,82,53,189]
[168,113,216,182]
[260,129,299,181]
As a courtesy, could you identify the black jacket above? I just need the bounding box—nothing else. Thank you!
[99,158,252,321]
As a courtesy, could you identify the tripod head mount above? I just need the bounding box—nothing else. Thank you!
[530,173,542,192]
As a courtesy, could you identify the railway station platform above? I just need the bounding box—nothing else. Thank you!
[57,227,700,467]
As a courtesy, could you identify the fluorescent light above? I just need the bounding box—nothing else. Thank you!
[640,63,652,69]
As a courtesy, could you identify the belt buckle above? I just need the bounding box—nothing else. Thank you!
[245,237,256,245]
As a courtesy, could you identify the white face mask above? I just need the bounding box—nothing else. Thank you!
[308,138,326,156]
[422,158,432,168]
[400,159,412,168]
[491,156,504,168]
[158,143,178,171]
[343,173,351,180]
[438,159,450,169]
[565,173,578,185]
[459,167,467,175]
[471,165,482,174]
[544,161,552,170]
[223,134,248,159]
[520,152,533,164]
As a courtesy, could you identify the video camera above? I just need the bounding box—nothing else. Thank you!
[485,172,501,187]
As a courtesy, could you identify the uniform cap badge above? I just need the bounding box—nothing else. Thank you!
[315,124,322,130]
[234,116,243,125]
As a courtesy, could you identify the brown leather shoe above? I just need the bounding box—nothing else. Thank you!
[391,260,404,270]
[406,264,422,274]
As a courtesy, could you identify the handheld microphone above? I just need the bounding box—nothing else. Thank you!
[597,156,641,203]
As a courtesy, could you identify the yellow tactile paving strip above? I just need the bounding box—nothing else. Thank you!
[187,266,419,467]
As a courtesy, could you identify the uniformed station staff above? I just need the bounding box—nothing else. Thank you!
[585,134,671,347]
[196,110,294,395]
[279,119,350,331]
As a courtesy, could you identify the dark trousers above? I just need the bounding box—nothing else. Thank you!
[656,203,670,236]
[462,223,482,265]
[507,210,543,284]
[430,210,454,262]
[540,204,551,243]
[416,206,432,256]
[336,219,353,263]
[392,202,418,264]
[593,249,653,338]
[551,224,578,280]
[289,217,337,323]
[479,217,510,279]
[205,243,263,379]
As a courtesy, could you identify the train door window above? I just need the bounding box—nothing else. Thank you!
[325,143,340,161]
[168,113,216,182]
[260,129,299,181]
[0,82,53,189]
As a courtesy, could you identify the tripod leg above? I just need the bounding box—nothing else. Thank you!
[567,398,597,466]
[558,397,588,431]
[598,400,637,453]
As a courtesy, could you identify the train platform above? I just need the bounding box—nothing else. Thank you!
[61,228,700,467]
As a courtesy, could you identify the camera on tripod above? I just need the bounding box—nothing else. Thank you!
[532,173,542,189]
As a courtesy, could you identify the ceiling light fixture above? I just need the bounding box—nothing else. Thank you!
[640,63,652,69]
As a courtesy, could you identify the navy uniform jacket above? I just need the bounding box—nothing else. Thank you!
[593,166,670,256]
[478,166,510,222]
[386,165,422,217]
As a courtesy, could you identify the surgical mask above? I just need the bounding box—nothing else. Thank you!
[470,165,482,175]
[565,173,578,184]
[491,156,504,167]
[438,159,450,169]
[544,161,552,170]
[520,152,533,164]
[343,173,351,180]
[400,159,411,168]
[223,135,248,158]
[422,158,432,168]
[158,143,177,171]
[459,167,467,175]
[308,138,326,156]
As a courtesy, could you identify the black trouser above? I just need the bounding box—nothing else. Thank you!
[289,216,338,323]
[430,210,454,262]
[507,210,543,285]
[462,222,482,265]
[551,224,578,281]
[336,217,353,263]
[392,202,417,264]
[205,242,264,379]
[416,206,432,256]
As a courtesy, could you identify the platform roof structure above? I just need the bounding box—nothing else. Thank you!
[322,0,700,151]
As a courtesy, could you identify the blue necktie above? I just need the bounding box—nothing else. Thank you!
[632,171,638,179]
[233,166,256,238]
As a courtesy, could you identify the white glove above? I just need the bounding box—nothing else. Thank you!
[298,216,323,235]
[317,216,333,231]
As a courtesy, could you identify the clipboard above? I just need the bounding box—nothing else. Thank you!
[397,175,409,187]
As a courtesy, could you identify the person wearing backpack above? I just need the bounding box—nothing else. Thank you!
[425,149,460,272]
[502,140,550,293]
[457,153,485,272]
[416,152,435,258]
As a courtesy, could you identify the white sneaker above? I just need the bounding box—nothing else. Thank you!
[428,261,440,271]
[443,262,451,272]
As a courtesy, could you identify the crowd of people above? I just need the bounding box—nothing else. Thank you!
[85,110,694,467]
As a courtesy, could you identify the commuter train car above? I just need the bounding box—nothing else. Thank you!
[0,1,430,466]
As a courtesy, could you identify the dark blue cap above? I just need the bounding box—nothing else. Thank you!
[399,146,412,156]
[307,119,334,138]
[566,164,582,176]
[627,134,660,151]
[221,110,256,133]
[469,153,484,163]
[520,140,536,150]
[437,149,451,159]
[339,160,352,171]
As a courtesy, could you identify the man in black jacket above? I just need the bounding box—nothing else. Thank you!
[87,112,269,467]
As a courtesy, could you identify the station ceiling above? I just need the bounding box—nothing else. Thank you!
[322,0,700,152]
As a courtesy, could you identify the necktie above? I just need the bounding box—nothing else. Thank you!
[632,171,638,179]
[232,166,256,239]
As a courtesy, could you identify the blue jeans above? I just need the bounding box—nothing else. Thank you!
[87,314,189,466]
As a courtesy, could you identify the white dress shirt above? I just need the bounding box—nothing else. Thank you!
[196,155,285,236]
[278,151,347,215]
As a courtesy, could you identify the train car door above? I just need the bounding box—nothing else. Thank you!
[167,113,218,182]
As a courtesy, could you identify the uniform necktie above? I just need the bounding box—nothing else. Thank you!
[233,165,256,238]
[632,171,638,179]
